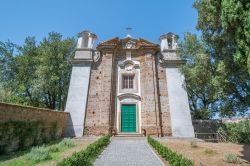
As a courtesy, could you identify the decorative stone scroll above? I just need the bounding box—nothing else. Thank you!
[93,51,101,63]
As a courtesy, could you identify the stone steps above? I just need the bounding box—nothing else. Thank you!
[115,133,145,137]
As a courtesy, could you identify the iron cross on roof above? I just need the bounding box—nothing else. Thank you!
[126,27,133,38]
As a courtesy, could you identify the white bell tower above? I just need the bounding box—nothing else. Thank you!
[65,30,97,137]
[159,32,194,138]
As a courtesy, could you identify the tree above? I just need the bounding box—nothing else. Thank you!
[15,37,40,106]
[179,32,250,119]
[194,0,250,74]
[35,32,74,109]
[192,0,250,117]
[179,0,250,118]
[179,33,220,119]
[0,41,18,103]
[0,32,75,110]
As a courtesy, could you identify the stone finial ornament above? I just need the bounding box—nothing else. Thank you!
[77,30,97,49]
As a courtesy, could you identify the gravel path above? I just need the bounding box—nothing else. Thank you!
[94,137,165,166]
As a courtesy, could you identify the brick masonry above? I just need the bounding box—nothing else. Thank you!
[139,53,160,135]
[65,34,194,137]
[84,52,113,135]
[0,102,69,135]
[0,102,69,152]
[157,60,172,136]
[84,48,172,136]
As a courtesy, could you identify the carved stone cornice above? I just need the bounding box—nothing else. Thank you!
[117,93,141,101]
[71,49,102,65]
[159,51,186,67]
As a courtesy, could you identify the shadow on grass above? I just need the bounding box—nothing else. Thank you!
[0,149,30,162]
[0,139,63,162]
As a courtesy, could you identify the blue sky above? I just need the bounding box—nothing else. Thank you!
[0,0,198,45]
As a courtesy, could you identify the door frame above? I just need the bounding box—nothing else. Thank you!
[121,104,137,133]
[118,102,139,133]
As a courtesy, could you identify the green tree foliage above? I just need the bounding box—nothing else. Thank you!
[0,32,75,110]
[193,0,250,117]
[218,119,250,144]
[194,0,250,74]
[179,33,216,119]
[179,32,249,119]
[179,0,250,119]
[0,41,17,103]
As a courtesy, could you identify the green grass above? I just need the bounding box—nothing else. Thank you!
[26,146,52,162]
[0,138,76,166]
[203,148,217,155]
[223,153,243,164]
[0,149,30,162]
[190,141,198,148]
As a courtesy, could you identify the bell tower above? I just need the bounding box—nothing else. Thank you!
[159,32,194,137]
[65,30,97,137]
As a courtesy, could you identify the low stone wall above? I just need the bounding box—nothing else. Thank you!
[0,102,69,153]
[192,120,222,133]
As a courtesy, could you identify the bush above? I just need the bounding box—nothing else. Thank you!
[190,141,198,148]
[26,146,52,162]
[204,148,217,155]
[223,153,242,164]
[58,135,111,166]
[49,144,61,153]
[0,120,60,154]
[218,119,250,144]
[59,138,75,148]
[148,136,194,166]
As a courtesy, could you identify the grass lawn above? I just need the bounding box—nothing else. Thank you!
[157,138,250,166]
[0,137,98,166]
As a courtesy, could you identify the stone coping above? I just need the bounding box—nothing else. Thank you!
[0,102,69,114]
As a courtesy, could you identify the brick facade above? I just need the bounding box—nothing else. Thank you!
[84,38,173,136]
[85,52,113,135]
[65,32,194,137]
[84,36,174,135]
[139,53,160,135]
[157,60,172,136]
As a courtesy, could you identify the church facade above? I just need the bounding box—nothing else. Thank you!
[65,31,194,138]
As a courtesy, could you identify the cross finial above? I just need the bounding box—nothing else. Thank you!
[126,27,132,37]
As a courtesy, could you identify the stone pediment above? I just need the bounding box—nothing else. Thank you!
[97,36,159,50]
[117,93,141,100]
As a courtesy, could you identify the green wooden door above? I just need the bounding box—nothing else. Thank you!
[121,104,136,132]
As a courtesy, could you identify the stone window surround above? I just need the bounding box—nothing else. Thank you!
[118,60,140,94]
[116,58,141,134]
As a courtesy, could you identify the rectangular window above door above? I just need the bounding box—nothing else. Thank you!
[122,75,134,89]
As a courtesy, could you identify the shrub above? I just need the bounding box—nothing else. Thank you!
[148,136,194,166]
[190,141,198,148]
[49,144,61,153]
[204,148,217,155]
[59,138,75,148]
[0,120,60,154]
[223,153,242,164]
[58,135,111,166]
[26,146,52,162]
[218,119,250,144]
